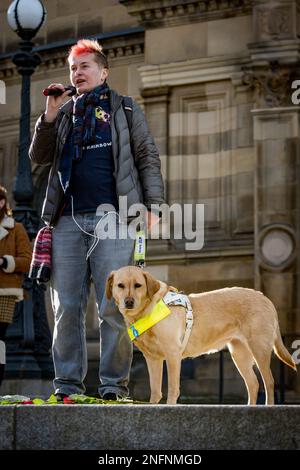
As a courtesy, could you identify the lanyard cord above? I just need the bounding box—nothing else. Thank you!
[70,195,120,259]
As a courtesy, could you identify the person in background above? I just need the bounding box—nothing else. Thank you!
[0,185,32,387]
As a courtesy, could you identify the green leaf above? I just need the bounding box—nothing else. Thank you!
[46,394,58,404]
[32,398,45,405]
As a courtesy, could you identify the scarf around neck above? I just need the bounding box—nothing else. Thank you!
[73,83,110,161]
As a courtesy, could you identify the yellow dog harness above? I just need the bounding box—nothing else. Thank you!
[127,291,194,352]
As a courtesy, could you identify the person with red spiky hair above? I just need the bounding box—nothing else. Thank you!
[29,39,165,402]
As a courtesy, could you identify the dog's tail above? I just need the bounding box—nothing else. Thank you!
[274,324,297,371]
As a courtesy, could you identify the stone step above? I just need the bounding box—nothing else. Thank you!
[1,405,299,450]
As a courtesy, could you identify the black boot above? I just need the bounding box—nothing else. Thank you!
[0,363,5,387]
[0,322,8,387]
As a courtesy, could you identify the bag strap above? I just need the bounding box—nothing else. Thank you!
[122,96,133,130]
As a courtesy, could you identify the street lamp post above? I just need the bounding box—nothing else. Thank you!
[5,0,53,384]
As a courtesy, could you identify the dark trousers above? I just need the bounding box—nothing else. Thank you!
[0,322,9,386]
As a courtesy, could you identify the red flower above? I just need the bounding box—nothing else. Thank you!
[63,397,75,404]
[22,401,34,405]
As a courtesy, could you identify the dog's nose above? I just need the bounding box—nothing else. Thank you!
[125,297,135,309]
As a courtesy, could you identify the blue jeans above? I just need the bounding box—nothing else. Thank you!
[50,213,134,397]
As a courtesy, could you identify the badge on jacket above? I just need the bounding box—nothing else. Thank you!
[95,106,110,123]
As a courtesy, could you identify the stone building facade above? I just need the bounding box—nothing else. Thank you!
[0,0,299,402]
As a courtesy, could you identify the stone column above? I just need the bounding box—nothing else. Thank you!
[253,107,299,336]
[141,86,170,191]
[141,86,170,254]
[246,0,300,396]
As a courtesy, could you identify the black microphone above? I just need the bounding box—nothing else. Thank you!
[43,86,76,97]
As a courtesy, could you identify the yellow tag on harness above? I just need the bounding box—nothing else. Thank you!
[134,230,146,266]
[127,300,171,341]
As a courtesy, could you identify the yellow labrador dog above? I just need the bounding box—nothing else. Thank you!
[106,266,296,405]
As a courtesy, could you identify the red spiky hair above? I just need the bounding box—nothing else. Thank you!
[68,39,108,68]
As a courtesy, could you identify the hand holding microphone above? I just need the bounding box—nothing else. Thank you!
[43,85,76,97]
[43,83,76,123]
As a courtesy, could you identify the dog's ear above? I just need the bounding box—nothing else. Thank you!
[143,271,161,298]
[105,271,116,300]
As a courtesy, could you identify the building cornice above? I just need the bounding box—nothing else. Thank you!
[146,244,254,264]
[0,28,144,81]
[138,53,250,89]
[120,0,253,28]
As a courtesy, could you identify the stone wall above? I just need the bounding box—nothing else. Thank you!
[0,0,299,401]
[1,404,300,450]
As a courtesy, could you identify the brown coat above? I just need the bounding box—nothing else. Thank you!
[0,216,32,300]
